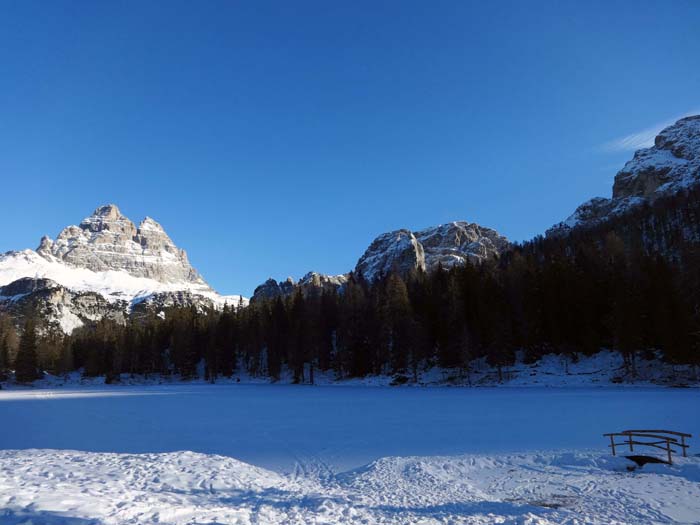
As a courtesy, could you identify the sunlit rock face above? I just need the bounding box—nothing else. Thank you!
[355,229,425,281]
[356,222,509,281]
[36,204,206,285]
[415,222,510,273]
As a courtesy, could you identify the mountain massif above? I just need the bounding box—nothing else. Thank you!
[0,116,700,348]
[0,205,245,333]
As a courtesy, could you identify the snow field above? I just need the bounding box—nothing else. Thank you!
[1,449,699,524]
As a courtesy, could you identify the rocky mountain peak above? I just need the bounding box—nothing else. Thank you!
[79,204,135,234]
[0,205,247,333]
[250,272,349,303]
[613,115,700,200]
[356,222,509,282]
[355,229,425,281]
[251,277,296,302]
[36,204,206,286]
[138,216,165,232]
[415,221,510,272]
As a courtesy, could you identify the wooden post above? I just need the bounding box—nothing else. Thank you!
[610,435,616,456]
[667,439,673,464]
[681,435,687,457]
[628,433,634,452]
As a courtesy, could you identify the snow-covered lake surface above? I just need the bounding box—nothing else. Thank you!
[1,385,699,524]
[1,384,698,473]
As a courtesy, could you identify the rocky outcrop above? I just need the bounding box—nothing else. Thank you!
[549,115,700,235]
[251,278,296,302]
[0,278,126,334]
[37,204,206,285]
[355,230,425,282]
[251,273,348,303]
[355,222,509,281]
[415,222,510,272]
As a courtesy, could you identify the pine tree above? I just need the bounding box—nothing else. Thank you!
[0,333,9,379]
[382,273,413,374]
[15,319,41,383]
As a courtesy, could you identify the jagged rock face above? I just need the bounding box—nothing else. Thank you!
[549,115,700,235]
[298,271,348,291]
[415,222,510,272]
[0,277,234,334]
[251,278,296,302]
[251,273,348,303]
[355,230,425,281]
[37,204,205,286]
[0,278,126,334]
[356,222,508,281]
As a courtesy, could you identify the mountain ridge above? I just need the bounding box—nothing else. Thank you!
[251,220,510,302]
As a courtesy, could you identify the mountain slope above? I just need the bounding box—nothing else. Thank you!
[549,115,700,235]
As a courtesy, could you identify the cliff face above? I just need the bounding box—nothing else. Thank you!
[355,222,509,282]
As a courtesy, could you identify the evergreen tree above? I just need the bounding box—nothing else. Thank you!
[15,319,41,382]
[0,333,9,379]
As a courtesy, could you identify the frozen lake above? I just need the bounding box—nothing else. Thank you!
[1,384,698,473]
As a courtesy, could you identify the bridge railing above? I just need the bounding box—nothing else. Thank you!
[603,429,691,464]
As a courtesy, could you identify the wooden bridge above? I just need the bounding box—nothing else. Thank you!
[603,429,691,464]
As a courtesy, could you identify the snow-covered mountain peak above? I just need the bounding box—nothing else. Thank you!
[79,204,133,233]
[613,115,700,199]
[549,115,700,235]
[36,204,204,285]
[1,205,247,332]
[138,216,165,232]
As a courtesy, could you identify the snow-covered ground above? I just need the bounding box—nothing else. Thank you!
[1,448,698,524]
[1,384,699,523]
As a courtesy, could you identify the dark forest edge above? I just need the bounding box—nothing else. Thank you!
[2,185,700,387]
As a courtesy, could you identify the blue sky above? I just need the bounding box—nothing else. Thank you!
[1,1,699,296]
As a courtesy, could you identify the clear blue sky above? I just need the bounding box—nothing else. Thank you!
[1,1,699,296]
